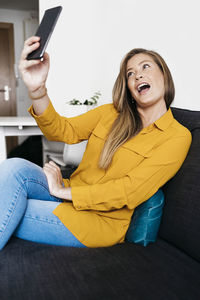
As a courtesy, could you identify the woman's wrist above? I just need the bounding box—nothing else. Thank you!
[29,85,47,100]
[56,187,72,201]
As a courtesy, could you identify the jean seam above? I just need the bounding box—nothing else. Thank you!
[24,177,49,192]
[21,178,61,225]
[0,185,24,241]
[23,214,61,225]
[0,177,51,241]
[25,178,60,202]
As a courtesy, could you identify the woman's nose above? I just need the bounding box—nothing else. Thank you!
[135,74,143,80]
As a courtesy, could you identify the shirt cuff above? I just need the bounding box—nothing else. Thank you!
[28,100,56,121]
[63,178,70,188]
[71,185,92,210]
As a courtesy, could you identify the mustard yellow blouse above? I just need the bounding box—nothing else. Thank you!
[29,101,192,248]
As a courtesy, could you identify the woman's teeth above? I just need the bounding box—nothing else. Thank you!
[137,83,150,94]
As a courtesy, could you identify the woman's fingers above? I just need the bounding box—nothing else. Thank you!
[44,161,61,176]
[43,164,56,174]
[43,52,49,60]
[19,59,40,72]
[18,36,50,93]
[19,37,41,72]
[44,161,58,170]
[47,161,63,183]
[20,40,40,61]
[43,161,63,192]
[49,160,60,170]
[49,161,63,178]
[42,52,50,66]
[24,36,40,46]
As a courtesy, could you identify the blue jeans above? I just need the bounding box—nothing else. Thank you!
[0,158,86,250]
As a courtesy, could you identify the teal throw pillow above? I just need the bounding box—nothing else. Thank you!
[125,189,165,246]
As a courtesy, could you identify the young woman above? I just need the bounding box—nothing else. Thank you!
[0,37,192,250]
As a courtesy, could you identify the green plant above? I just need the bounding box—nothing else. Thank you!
[67,91,101,105]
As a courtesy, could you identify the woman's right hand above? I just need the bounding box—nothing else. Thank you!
[18,36,50,95]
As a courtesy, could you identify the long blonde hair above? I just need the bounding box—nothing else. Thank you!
[99,48,175,169]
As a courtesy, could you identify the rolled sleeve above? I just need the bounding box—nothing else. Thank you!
[71,178,127,211]
[28,101,111,144]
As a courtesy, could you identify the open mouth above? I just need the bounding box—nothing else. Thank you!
[137,83,151,94]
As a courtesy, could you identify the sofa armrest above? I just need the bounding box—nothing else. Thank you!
[63,140,87,167]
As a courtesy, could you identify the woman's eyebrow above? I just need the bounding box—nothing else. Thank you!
[126,67,134,73]
[139,60,152,65]
[126,60,152,73]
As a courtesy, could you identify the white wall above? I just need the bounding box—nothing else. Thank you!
[40,0,200,113]
[0,9,38,116]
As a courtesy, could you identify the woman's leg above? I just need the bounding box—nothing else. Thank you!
[14,199,85,247]
[0,158,84,250]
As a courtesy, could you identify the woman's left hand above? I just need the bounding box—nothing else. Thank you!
[43,161,72,200]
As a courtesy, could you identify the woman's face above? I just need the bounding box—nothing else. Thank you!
[126,53,165,109]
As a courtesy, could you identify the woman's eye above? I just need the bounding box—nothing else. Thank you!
[143,64,150,69]
[127,71,134,78]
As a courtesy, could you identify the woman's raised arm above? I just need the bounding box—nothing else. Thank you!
[18,36,50,115]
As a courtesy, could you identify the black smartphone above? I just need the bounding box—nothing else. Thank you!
[27,6,62,60]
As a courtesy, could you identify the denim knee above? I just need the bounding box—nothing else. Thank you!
[1,158,29,171]
[1,158,41,176]
[2,158,32,169]
[0,159,44,189]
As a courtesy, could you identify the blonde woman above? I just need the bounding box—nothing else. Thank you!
[0,36,191,250]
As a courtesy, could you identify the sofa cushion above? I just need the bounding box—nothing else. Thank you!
[126,189,164,246]
[159,107,200,262]
[0,237,200,300]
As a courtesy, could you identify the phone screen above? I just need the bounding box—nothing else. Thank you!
[27,6,62,60]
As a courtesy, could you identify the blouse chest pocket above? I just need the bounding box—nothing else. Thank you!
[84,122,108,163]
[91,122,108,140]
[122,141,153,158]
[106,141,153,178]
[89,123,154,178]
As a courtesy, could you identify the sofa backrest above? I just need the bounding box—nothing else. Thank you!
[159,107,200,262]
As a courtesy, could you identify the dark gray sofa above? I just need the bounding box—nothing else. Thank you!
[0,107,200,300]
